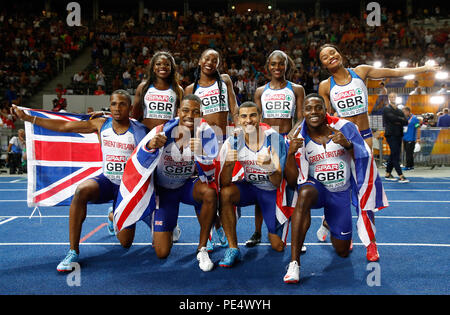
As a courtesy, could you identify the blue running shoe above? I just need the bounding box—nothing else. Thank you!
[215,226,228,248]
[219,248,241,267]
[57,249,79,272]
[107,206,115,235]
[206,237,214,252]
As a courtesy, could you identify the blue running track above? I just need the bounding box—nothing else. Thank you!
[0,176,449,296]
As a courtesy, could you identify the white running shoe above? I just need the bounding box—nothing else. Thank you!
[316,217,329,242]
[172,224,181,243]
[301,245,307,253]
[283,261,300,283]
[197,247,214,272]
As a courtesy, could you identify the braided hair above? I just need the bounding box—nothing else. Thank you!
[192,49,224,107]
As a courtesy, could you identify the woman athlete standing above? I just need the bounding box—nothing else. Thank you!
[184,48,239,251]
[246,50,305,248]
[316,43,440,261]
[131,51,184,131]
[126,51,183,240]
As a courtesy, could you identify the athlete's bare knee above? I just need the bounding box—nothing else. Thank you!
[117,229,134,249]
[336,248,350,258]
[271,242,285,252]
[119,239,133,249]
[154,246,171,259]
[73,184,95,203]
[269,234,285,252]
[219,186,234,203]
[202,188,217,205]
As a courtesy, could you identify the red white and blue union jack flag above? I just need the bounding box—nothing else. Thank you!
[23,108,103,207]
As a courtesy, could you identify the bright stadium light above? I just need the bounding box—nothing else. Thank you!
[404,74,415,80]
[268,5,272,10]
[435,71,448,80]
[398,61,408,68]
[430,95,445,105]
[373,61,382,68]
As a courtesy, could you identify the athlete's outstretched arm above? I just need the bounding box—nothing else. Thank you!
[12,105,101,134]
[354,64,440,80]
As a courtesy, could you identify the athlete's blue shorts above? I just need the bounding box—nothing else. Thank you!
[152,178,202,232]
[91,173,120,207]
[360,128,373,140]
[299,177,353,241]
[234,181,287,239]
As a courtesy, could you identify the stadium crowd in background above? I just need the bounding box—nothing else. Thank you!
[63,6,448,103]
[0,9,90,106]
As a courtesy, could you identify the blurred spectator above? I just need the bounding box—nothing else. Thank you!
[28,70,41,90]
[112,74,122,91]
[96,69,106,87]
[402,106,421,170]
[122,68,132,89]
[383,92,409,182]
[55,83,67,95]
[7,128,26,174]
[94,85,106,95]
[409,80,426,95]
[437,108,450,127]
[0,105,15,129]
[73,71,84,84]
[52,92,67,112]
[378,82,388,95]
[5,84,20,105]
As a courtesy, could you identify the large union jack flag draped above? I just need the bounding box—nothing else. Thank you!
[23,108,103,207]
[113,117,219,232]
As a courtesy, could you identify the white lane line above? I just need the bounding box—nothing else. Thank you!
[0,189,27,191]
[0,217,18,225]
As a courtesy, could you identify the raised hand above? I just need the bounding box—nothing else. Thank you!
[190,127,204,156]
[288,126,304,156]
[257,145,272,167]
[10,105,28,121]
[224,141,238,167]
[326,124,352,150]
[257,145,279,173]
[147,132,167,150]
